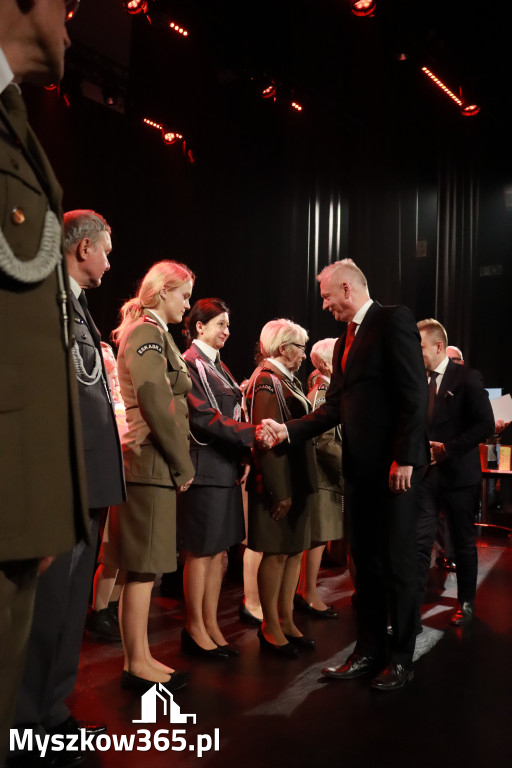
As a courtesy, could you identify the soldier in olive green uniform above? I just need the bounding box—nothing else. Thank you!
[100,261,195,694]
[0,0,87,759]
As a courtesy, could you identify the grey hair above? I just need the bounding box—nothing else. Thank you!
[259,318,308,359]
[310,337,337,369]
[317,258,368,289]
[63,209,111,252]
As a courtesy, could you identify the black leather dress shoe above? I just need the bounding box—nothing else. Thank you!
[48,715,107,738]
[284,633,316,650]
[436,555,457,572]
[181,628,230,659]
[450,600,474,626]
[216,643,240,657]
[371,662,414,691]
[322,653,380,679]
[387,621,423,637]
[294,594,339,619]
[86,607,121,642]
[121,669,189,693]
[238,603,263,626]
[257,628,298,658]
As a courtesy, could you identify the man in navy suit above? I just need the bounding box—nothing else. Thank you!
[263,259,428,690]
[416,319,494,627]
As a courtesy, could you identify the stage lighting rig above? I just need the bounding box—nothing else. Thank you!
[351,0,376,18]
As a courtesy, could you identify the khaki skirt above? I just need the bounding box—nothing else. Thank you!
[99,482,177,574]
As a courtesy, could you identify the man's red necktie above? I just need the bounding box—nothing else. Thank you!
[341,322,357,372]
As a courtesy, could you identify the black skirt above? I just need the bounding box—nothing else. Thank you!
[177,483,245,556]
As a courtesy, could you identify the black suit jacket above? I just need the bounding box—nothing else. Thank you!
[428,359,494,488]
[71,293,125,508]
[287,302,429,483]
[183,343,256,486]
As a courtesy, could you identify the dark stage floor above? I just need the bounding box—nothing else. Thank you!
[70,531,512,768]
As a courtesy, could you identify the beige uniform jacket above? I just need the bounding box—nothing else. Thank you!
[118,312,194,488]
[307,378,343,493]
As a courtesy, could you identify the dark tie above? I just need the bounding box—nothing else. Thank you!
[78,290,101,347]
[0,84,28,142]
[341,322,357,372]
[427,371,439,427]
[214,354,224,374]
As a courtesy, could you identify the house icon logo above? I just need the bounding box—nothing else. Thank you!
[133,684,197,725]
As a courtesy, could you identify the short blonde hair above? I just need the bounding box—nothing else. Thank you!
[310,337,337,369]
[112,260,195,345]
[259,318,308,359]
[417,318,448,348]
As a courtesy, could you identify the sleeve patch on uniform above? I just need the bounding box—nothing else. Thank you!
[254,382,274,394]
[137,342,162,356]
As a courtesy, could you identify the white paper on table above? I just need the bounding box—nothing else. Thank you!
[490,393,512,423]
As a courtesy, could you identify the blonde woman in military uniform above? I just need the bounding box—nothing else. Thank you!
[245,319,317,658]
[100,260,195,694]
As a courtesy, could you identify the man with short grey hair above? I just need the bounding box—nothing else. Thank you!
[13,210,125,767]
[264,258,428,690]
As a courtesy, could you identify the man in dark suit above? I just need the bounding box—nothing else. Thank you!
[416,319,494,627]
[13,210,125,766]
[0,2,88,761]
[263,259,428,690]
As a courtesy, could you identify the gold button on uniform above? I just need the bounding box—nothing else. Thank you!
[11,207,25,225]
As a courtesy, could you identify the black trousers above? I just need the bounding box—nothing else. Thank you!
[345,467,421,667]
[14,512,100,731]
[417,467,479,605]
[0,559,38,762]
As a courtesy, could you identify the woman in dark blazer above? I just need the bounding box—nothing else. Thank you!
[246,319,317,657]
[100,260,194,693]
[179,299,267,658]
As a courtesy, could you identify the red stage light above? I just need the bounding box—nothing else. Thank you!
[169,21,189,36]
[262,83,277,100]
[291,101,303,111]
[421,66,463,106]
[351,0,376,17]
[122,0,148,15]
[460,103,481,117]
[143,118,163,131]
[163,131,183,145]
[44,83,59,91]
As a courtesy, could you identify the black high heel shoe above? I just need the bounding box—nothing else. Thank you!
[257,628,298,658]
[284,633,316,650]
[216,643,240,657]
[121,669,189,693]
[239,604,263,626]
[181,628,230,660]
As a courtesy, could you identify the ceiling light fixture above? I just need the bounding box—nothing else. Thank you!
[351,0,376,18]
